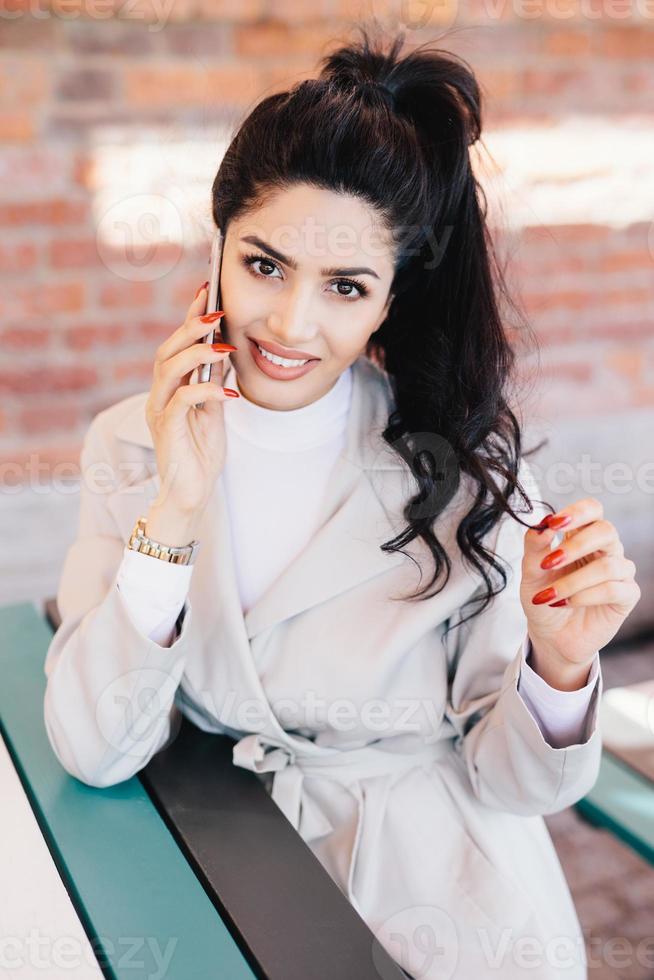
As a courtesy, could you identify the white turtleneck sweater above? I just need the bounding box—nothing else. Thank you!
[115,362,598,748]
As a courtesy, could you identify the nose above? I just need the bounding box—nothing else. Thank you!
[268,283,320,352]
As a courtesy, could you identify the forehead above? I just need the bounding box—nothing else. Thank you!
[232,184,397,272]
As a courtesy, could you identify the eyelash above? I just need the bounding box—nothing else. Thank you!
[241,251,370,300]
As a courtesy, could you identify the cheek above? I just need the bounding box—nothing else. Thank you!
[221,266,258,318]
[323,320,373,362]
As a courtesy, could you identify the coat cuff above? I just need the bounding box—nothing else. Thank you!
[517,635,601,748]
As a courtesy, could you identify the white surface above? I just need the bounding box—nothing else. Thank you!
[0,733,103,979]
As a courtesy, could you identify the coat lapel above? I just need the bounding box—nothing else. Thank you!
[111,356,412,640]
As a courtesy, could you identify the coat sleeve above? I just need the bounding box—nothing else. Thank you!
[442,460,603,817]
[43,415,195,789]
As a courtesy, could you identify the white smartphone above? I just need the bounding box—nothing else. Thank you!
[194,228,225,407]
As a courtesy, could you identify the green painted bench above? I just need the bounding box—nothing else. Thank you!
[0,599,410,980]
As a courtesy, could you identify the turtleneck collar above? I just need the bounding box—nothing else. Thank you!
[222,360,353,453]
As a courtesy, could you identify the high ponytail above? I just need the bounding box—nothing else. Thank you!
[212,22,551,635]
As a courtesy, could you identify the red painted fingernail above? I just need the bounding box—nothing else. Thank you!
[200,311,225,323]
[541,548,565,570]
[223,387,239,397]
[546,514,572,530]
[532,586,557,604]
[549,598,569,607]
[211,342,237,351]
[195,280,209,299]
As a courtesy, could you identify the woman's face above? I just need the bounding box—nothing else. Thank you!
[218,184,397,410]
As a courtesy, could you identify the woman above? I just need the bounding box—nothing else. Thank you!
[44,25,640,979]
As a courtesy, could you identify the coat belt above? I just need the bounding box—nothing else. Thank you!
[232,732,455,916]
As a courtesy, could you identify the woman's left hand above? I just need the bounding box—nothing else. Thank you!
[520,497,641,673]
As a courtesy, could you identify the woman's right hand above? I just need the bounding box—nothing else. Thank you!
[144,283,239,519]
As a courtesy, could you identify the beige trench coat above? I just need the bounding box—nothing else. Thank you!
[44,355,603,980]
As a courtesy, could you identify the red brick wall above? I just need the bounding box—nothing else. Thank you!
[1,3,653,499]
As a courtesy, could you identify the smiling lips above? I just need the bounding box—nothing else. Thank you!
[251,337,320,361]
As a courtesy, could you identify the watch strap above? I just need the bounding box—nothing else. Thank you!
[127,516,200,566]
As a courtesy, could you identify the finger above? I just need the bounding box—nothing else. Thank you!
[557,579,641,614]
[164,380,234,429]
[152,345,235,413]
[538,519,624,573]
[532,555,637,605]
[155,288,224,366]
[525,497,604,556]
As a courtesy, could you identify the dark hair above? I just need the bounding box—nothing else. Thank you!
[211,22,553,636]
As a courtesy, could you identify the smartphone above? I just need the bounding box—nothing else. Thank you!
[194,228,225,407]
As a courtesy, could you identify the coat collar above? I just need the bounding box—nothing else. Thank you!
[110,355,415,640]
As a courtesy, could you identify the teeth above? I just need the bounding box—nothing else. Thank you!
[257,344,309,368]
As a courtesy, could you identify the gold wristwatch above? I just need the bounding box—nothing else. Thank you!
[127,515,200,566]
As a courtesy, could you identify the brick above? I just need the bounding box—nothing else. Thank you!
[522,68,585,96]
[0,242,38,273]
[0,327,50,350]
[525,286,652,315]
[0,112,34,142]
[0,366,98,394]
[538,362,593,383]
[124,64,264,107]
[98,239,184,273]
[598,249,653,274]
[195,0,265,20]
[474,67,519,102]
[99,280,154,308]
[634,386,654,407]
[604,350,644,383]
[522,225,612,244]
[262,63,327,96]
[542,30,593,58]
[0,16,59,50]
[233,22,331,59]
[138,319,174,343]
[1,283,85,317]
[63,324,126,350]
[49,237,103,269]
[1,58,49,104]
[543,322,654,343]
[63,19,160,55]
[0,199,87,227]
[71,152,98,190]
[0,445,82,488]
[600,27,654,59]
[524,290,590,313]
[18,403,82,435]
[161,23,232,57]
[0,147,73,196]
[55,68,116,101]
[113,358,155,382]
[623,69,654,94]
[43,109,180,140]
[119,0,197,24]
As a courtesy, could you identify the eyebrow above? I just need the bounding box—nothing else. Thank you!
[239,235,380,280]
